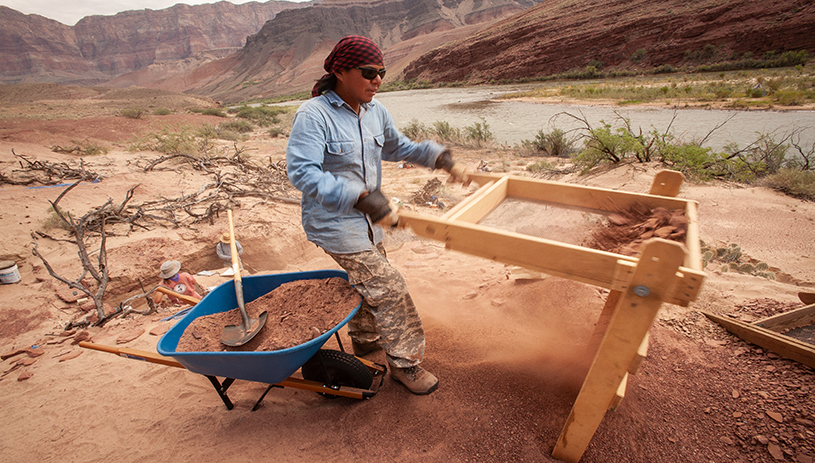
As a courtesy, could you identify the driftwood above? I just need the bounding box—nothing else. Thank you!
[0,149,99,186]
[31,180,118,326]
[124,151,299,227]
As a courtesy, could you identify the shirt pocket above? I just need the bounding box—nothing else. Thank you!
[373,133,385,148]
[326,140,355,156]
[324,140,358,172]
[370,132,385,161]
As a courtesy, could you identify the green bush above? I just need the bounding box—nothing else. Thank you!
[572,121,642,171]
[631,49,646,64]
[763,168,815,200]
[464,118,493,147]
[120,107,147,119]
[43,205,73,230]
[268,127,284,138]
[531,128,575,157]
[526,160,555,173]
[432,121,461,144]
[234,105,285,127]
[773,90,806,105]
[658,140,723,181]
[129,124,202,155]
[219,120,254,134]
[402,119,430,141]
[152,108,172,116]
[201,108,227,117]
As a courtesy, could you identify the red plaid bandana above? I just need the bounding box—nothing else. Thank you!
[312,35,384,97]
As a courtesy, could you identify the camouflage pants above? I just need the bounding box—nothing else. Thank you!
[326,242,425,369]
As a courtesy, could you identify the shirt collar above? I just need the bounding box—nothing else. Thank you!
[324,90,376,111]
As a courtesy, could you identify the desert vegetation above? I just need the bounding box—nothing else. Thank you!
[500,66,815,109]
[403,108,815,201]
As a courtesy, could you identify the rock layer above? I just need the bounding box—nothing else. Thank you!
[403,0,815,83]
[0,2,312,85]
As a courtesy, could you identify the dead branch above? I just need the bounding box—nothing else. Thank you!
[30,180,128,326]
[0,149,99,186]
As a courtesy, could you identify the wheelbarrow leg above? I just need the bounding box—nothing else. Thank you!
[205,375,236,410]
[333,332,346,353]
[252,384,284,411]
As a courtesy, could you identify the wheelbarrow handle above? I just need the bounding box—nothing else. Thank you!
[156,286,201,305]
[78,341,184,368]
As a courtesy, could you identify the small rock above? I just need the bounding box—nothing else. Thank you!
[0,348,27,360]
[26,348,45,358]
[768,442,784,461]
[59,351,82,362]
[733,412,743,418]
[462,291,478,300]
[116,327,145,344]
[755,435,770,445]
[732,389,740,399]
[71,331,91,345]
[720,436,734,445]
[796,451,813,463]
[149,325,170,336]
[17,371,33,381]
[757,391,770,399]
[795,418,814,427]
[767,411,784,423]
[490,299,506,307]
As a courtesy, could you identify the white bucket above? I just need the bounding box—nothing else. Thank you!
[0,261,21,284]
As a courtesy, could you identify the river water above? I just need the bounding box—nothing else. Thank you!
[374,84,815,152]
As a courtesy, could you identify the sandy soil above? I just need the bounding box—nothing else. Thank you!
[0,91,814,463]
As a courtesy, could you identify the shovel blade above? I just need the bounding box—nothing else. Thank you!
[220,311,268,347]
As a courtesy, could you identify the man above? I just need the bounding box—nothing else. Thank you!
[286,35,467,395]
[215,232,244,268]
[153,260,203,305]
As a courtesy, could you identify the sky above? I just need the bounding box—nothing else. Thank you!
[2,0,308,26]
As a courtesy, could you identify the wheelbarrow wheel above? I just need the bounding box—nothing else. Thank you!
[301,349,373,398]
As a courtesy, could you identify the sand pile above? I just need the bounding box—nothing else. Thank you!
[587,204,688,256]
[176,277,361,352]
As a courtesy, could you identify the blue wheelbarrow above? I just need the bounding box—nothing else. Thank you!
[81,269,386,410]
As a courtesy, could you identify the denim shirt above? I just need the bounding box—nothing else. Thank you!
[286,90,444,254]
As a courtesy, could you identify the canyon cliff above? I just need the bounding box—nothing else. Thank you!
[0,1,313,85]
[136,0,539,102]
[403,0,815,83]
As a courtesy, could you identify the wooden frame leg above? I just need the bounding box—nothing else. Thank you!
[552,239,687,462]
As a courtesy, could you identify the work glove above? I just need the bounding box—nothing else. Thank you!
[355,190,398,227]
[435,149,470,185]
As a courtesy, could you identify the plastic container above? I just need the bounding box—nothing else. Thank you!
[157,269,360,384]
[0,261,21,284]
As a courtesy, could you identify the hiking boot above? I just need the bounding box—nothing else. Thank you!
[351,340,381,357]
[391,365,439,395]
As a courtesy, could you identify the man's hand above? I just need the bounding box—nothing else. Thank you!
[355,190,398,227]
[435,149,470,185]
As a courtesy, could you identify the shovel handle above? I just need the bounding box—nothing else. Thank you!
[227,210,248,324]
[155,286,201,305]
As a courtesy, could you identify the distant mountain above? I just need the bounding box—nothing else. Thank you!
[403,0,815,83]
[0,1,314,85]
[117,0,541,102]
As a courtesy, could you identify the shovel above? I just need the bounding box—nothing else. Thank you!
[220,210,267,346]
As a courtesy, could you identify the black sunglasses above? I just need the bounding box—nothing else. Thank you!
[355,66,386,80]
